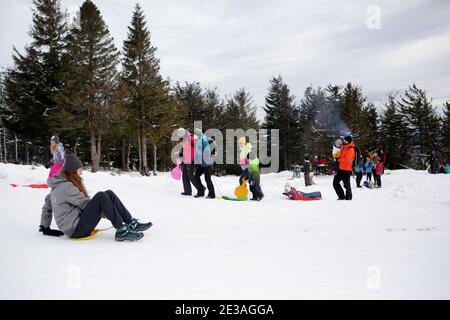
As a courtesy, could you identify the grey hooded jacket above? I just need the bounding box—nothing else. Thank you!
[41,174,90,237]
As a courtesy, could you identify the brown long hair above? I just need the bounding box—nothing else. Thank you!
[64,171,88,197]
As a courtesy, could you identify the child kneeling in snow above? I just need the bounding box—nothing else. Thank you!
[40,151,152,241]
[283,183,322,200]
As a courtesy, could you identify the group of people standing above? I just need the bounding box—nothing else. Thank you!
[354,149,385,188]
[332,136,386,200]
[176,128,264,201]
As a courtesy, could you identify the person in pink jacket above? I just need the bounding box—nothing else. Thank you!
[374,158,384,188]
[46,134,65,178]
[177,128,200,196]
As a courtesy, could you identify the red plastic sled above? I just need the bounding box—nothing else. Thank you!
[10,183,48,189]
[290,194,322,201]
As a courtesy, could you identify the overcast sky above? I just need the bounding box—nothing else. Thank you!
[1,0,449,119]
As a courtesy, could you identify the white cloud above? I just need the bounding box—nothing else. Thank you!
[1,0,449,117]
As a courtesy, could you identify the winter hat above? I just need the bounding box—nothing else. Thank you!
[284,182,291,194]
[63,151,82,172]
[50,134,60,144]
[194,128,203,136]
[334,138,342,146]
[177,128,186,138]
[344,135,353,144]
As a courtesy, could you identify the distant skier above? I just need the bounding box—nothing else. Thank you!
[238,137,264,201]
[40,151,152,241]
[193,128,215,198]
[333,136,355,200]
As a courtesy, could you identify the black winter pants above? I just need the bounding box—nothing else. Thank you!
[194,165,215,197]
[333,170,352,200]
[374,174,382,187]
[182,163,199,195]
[71,190,132,238]
[304,171,311,186]
[356,172,363,187]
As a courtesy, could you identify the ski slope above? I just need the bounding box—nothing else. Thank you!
[0,163,449,299]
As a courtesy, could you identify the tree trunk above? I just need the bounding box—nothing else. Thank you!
[74,136,81,156]
[153,143,157,176]
[14,135,18,163]
[140,126,148,176]
[90,130,101,172]
[137,124,142,173]
[121,138,127,171]
[25,141,29,165]
[0,129,3,162]
[126,139,131,171]
[3,129,7,163]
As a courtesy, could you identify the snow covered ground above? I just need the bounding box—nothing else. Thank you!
[0,163,449,299]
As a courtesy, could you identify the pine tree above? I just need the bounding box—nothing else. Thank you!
[263,75,300,171]
[174,81,205,128]
[379,95,409,169]
[220,88,259,174]
[299,86,329,158]
[53,0,119,172]
[1,0,67,162]
[222,88,258,130]
[203,88,225,129]
[121,4,172,175]
[399,84,440,168]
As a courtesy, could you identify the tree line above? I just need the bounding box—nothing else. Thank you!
[1,0,449,173]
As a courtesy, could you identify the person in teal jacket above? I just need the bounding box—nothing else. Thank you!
[193,128,215,198]
[365,157,374,182]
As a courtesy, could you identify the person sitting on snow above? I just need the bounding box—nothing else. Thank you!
[40,151,152,241]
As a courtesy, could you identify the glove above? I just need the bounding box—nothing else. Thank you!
[39,225,64,237]
[45,161,53,169]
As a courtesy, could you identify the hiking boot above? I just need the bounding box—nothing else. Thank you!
[181,192,192,196]
[115,225,144,242]
[194,193,204,198]
[128,218,153,232]
[251,194,264,201]
[206,194,216,199]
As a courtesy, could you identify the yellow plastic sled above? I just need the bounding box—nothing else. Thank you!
[72,227,114,240]
[234,179,249,198]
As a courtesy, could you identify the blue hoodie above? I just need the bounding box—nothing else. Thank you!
[365,159,374,172]
[194,129,213,167]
